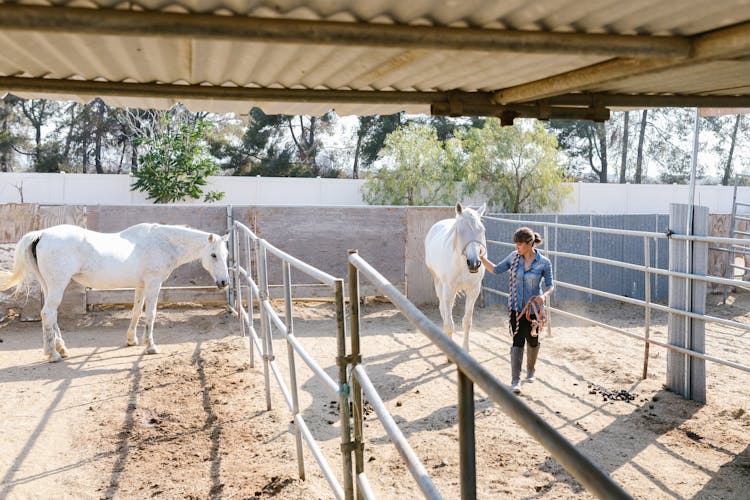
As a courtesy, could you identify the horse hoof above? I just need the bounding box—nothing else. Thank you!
[48,352,62,363]
[58,348,70,358]
[145,345,159,355]
[127,340,138,347]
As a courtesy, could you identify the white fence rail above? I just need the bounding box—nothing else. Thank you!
[2,172,749,214]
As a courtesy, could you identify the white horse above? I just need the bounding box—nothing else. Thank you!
[425,202,487,352]
[0,223,230,362]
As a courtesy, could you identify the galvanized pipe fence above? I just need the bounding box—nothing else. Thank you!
[227,220,635,499]
[230,221,352,500]
[484,214,750,382]
[347,250,631,500]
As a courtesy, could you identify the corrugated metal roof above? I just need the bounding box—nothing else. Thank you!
[1,0,749,119]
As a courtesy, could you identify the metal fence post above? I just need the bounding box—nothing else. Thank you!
[458,371,476,500]
[348,250,365,499]
[667,204,707,402]
[233,223,246,338]
[335,278,355,500]
[247,233,256,367]
[226,205,235,309]
[257,242,273,410]
[283,261,306,480]
[642,236,651,379]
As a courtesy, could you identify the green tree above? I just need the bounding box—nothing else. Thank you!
[647,108,705,184]
[361,122,459,205]
[352,113,403,178]
[131,117,224,203]
[0,95,24,172]
[549,120,610,182]
[461,119,571,213]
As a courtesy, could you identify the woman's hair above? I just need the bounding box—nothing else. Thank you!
[513,226,543,246]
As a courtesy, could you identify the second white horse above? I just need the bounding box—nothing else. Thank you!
[425,203,486,351]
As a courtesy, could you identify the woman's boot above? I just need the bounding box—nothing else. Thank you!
[510,346,524,393]
[525,345,539,382]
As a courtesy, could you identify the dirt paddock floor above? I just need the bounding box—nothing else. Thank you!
[1,291,748,499]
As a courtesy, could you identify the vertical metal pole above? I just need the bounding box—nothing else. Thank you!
[668,205,689,398]
[234,225,246,338]
[348,250,365,500]
[543,224,552,337]
[226,205,235,309]
[246,233,255,367]
[690,207,708,403]
[723,181,739,303]
[588,215,593,302]
[257,243,272,410]
[683,109,700,399]
[283,261,306,480]
[231,220,239,312]
[458,371,476,500]
[335,279,354,500]
[642,236,651,379]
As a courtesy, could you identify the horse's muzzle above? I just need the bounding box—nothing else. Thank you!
[467,259,481,273]
[216,280,228,289]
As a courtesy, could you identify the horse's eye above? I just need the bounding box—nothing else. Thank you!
[211,253,217,259]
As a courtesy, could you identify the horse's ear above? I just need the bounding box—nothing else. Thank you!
[208,234,216,243]
[477,203,487,216]
[221,234,230,242]
[456,202,463,214]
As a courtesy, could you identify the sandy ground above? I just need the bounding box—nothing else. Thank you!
[0,291,748,499]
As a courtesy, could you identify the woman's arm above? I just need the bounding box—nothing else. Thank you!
[479,255,495,273]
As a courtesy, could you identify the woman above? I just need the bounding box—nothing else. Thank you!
[480,227,554,394]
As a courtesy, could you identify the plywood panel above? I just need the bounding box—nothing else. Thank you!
[0,203,40,243]
[254,206,407,290]
[405,207,454,305]
[39,205,86,229]
[86,205,229,234]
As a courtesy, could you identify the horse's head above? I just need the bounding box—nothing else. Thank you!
[455,202,487,273]
[201,233,230,289]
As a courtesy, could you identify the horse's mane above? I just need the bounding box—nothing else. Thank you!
[147,224,214,247]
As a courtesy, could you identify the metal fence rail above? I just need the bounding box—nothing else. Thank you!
[347,250,631,500]
[231,221,352,500]
[483,213,750,384]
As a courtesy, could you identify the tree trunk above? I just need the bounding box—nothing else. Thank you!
[0,102,9,172]
[94,101,105,174]
[596,122,608,183]
[721,114,741,186]
[131,144,138,173]
[635,109,648,184]
[62,103,76,163]
[352,132,362,179]
[619,111,629,183]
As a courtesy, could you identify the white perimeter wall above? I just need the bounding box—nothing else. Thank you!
[1,172,748,214]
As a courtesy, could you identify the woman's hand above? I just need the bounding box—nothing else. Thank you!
[480,255,494,272]
[531,295,545,307]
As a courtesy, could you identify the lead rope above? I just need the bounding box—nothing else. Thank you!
[509,252,521,337]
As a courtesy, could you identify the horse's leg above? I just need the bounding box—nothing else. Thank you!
[37,279,52,358]
[40,286,66,362]
[53,324,69,358]
[438,284,456,341]
[461,285,481,352]
[126,287,145,346]
[141,283,161,355]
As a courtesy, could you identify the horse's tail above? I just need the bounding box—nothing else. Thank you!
[0,230,44,297]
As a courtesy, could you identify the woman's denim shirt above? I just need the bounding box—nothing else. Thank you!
[494,251,554,312]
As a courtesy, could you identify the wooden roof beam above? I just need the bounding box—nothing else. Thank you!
[0,4,690,58]
[494,21,750,104]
